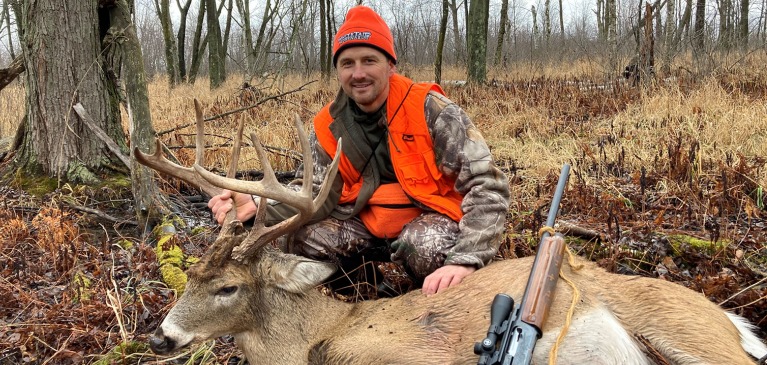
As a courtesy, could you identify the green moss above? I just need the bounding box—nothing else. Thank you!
[668,234,729,255]
[12,170,59,197]
[190,226,208,236]
[72,271,93,303]
[93,341,150,365]
[99,175,132,189]
[160,264,188,295]
[116,239,134,251]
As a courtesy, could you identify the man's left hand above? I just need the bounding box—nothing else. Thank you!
[422,264,476,295]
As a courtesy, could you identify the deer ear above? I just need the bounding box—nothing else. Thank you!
[276,258,337,293]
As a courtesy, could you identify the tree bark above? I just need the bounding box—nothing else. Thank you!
[106,0,170,230]
[435,0,449,83]
[16,0,125,183]
[693,0,706,52]
[205,0,226,89]
[189,0,207,84]
[467,0,489,83]
[675,0,693,48]
[155,0,179,86]
[176,0,193,81]
[449,0,463,62]
[235,0,255,78]
[494,0,509,66]
[738,0,749,48]
[544,0,551,46]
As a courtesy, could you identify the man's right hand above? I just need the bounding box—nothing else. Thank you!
[208,190,258,225]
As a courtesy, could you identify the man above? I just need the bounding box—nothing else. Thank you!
[209,5,510,295]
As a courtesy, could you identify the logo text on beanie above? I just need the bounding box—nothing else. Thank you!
[338,31,372,45]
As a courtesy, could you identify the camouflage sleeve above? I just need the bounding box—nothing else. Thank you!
[263,130,343,226]
[425,92,511,268]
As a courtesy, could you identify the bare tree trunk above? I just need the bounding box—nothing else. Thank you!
[235,0,255,78]
[206,0,226,89]
[641,2,655,87]
[494,0,509,66]
[719,0,732,49]
[155,0,179,86]
[16,0,125,183]
[222,0,233,64]
[544,0,551,46]
[664,0,676,73]
[738,0,749,48]
[106,0,169,230]
[319,0,329,76]
[596,0,606,41]
[558,0,564,38]
[176,0,193,81]
[693,0,705,52]
[435,0,449,83]
[189,0,207,84]
[675,0,693,48]
[449,0,463,62]
[467,0,489,83]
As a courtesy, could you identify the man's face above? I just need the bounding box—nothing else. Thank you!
[336,46,395,113]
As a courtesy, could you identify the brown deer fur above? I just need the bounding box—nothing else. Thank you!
[150,223,766,365]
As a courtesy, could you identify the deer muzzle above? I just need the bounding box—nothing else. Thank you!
[148,327,176,354]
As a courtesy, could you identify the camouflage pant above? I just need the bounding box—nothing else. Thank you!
[284,212,459,281]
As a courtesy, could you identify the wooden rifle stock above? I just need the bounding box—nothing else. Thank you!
[519,235,565,329]
[474,164,570,365]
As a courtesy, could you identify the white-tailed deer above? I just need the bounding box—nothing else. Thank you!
[138,101,767,365]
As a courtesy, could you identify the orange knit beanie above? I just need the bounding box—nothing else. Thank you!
[332,6,397,66]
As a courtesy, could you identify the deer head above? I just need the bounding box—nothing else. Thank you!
[136,100,342,355]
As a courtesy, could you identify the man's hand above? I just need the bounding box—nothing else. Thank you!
[422,264,476,295]
[207,190,258,225]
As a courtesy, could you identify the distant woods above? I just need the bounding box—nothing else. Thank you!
[1,0,767,86]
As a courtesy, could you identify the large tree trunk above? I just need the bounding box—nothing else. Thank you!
[467,0,489,83]
[17,0,125,183]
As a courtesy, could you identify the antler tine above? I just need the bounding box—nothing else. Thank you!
[133,139,223,199]
[195,114,341,261]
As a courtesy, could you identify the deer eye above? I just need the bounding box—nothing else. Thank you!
[216,286,238,296]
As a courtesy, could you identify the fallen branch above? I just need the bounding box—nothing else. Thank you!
[0,55,25,92]
[64,202,138,226]
[557,220,606,242]
[72,103,132,171]
[156,80,318,137]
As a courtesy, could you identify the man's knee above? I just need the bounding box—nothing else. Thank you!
[391,213,459,280]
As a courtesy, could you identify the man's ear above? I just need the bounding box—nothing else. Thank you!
[389,62,397,76]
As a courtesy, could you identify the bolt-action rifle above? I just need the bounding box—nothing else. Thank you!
[473,164,570,365]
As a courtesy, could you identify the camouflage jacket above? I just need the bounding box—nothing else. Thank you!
[265,87,510,268]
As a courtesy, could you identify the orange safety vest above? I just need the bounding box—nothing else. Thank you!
[314,74,464,238]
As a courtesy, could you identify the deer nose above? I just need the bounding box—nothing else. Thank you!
[148,328,176,354]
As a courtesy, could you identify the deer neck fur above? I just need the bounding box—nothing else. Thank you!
[234,275,357,364]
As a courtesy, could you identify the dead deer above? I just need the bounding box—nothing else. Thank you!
[137,101,767,365]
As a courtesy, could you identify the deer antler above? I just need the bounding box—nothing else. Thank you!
[194,114,341,261]
[135,99,341,261]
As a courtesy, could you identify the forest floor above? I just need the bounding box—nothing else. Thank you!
[1,67,766,364]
